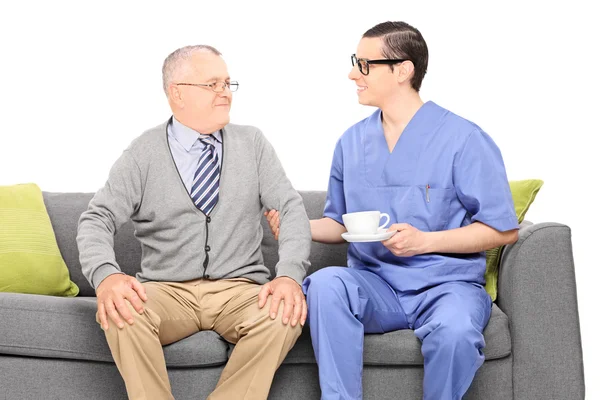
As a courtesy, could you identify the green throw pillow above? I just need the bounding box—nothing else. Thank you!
[485,179,544,301]
[0,183,79,296]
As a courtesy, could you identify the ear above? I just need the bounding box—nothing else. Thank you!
[168,84,185,108]
[395,61,415,85]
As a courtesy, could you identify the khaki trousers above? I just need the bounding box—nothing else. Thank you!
[97,278,302,400]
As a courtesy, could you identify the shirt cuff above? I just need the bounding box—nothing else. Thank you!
[91,264,124,289]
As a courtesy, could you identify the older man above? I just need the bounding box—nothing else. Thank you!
[77,45,311,400]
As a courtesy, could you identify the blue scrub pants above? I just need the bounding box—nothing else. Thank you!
[302,267,492,400]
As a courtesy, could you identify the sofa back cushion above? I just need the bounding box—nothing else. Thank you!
[44,191,347,297]
[261,191,348,277]
[43,192,142,297]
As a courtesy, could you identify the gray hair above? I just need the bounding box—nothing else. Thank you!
[161,45,222,95]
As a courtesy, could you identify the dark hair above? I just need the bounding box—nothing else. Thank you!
[363,21,428,92]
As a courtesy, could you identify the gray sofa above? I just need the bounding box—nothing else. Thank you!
[0,191,585,399]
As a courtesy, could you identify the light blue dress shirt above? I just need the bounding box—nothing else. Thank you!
[167,117,223,193]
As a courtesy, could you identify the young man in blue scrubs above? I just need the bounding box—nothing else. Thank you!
[266,21,519,399]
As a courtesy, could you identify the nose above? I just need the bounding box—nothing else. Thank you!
[348,64,361,80]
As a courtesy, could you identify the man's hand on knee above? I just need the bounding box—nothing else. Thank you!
[96,274,148,331]
[257,277,307,328]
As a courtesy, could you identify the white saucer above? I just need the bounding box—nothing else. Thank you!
[341,229,396,243]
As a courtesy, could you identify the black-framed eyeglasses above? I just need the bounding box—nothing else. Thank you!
[175,81,239,93]
[351,54,408,76]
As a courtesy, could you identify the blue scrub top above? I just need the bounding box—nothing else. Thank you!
[324,101,519,292]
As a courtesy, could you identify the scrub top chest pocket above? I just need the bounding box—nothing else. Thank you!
[412,185,454,232]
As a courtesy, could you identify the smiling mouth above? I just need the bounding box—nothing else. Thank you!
[357,86,367,92]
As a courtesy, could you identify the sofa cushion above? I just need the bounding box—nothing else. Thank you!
[0,184,79,297]
[261,191,349,277]
[282,303,511,365]
[43,192,144,297]
[45,190,348,294]
[0,292,229,367]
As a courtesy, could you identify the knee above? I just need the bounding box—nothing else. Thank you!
[262,298,303,340]
[303,267,348,297]
[265,320,302,343]
[433,319,484,351]
[99,300,157,337]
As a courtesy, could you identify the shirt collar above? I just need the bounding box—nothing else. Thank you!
[170,117,222,152]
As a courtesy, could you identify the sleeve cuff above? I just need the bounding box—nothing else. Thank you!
[275,264,307,286]
[91,264,124,289]
[323,212,344,226]
[474,214,520,232]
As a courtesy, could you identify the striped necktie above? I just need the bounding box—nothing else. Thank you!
[191,138,220,214]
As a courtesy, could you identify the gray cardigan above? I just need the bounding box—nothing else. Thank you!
[77,120,311,289]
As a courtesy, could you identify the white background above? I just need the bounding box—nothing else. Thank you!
[1,0,598,397]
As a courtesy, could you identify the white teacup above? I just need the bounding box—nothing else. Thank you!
[342,211,390,235]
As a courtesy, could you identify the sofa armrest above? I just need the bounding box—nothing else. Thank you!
[497,222,585,399]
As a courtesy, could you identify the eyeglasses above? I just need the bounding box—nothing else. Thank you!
[351,54,408,76]
[175,81,239,93]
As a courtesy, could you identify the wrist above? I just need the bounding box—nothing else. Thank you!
[422,231,437,254]
[275,275,302,287]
